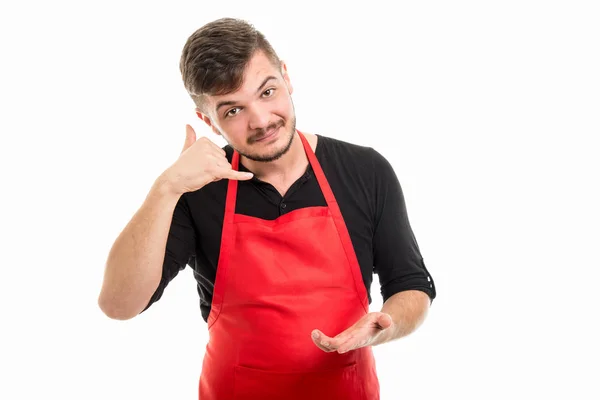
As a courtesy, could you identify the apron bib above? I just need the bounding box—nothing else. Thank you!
[198,131,380,399]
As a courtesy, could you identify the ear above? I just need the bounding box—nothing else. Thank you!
[195,108,222,136]
[195,108,211,126]
[280,60,293,95]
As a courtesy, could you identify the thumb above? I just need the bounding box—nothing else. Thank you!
[376,313,393,330]
[182,124,197,154]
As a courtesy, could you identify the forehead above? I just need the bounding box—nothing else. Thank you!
[206,52,281,107]
[243,50,281,82]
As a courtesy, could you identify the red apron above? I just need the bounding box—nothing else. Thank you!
[198,131,380,399]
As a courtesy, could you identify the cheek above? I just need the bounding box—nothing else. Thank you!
[275,97,294,119]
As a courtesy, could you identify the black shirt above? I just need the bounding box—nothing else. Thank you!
[143,134,436,322]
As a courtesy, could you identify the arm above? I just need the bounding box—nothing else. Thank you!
[370,147,434,344]
[98,174,186,320]
[311,149,435,352]
[310,290,430,353]
[371,290,430,346]
[98,125,252,321]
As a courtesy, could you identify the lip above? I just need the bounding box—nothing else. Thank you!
[255,126,280,142]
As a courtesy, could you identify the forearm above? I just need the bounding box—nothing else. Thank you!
[98,173,181,320]
[373,290,431,346]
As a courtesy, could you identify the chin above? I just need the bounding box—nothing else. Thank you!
[241,122,296,163]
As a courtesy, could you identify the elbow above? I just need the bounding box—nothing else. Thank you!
[97,295,140,321]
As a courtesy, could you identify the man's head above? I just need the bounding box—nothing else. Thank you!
[180,18,296,162]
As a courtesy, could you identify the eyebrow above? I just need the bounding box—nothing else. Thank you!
[215,76,278,113]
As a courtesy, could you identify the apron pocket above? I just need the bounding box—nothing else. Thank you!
[233,362,364,400]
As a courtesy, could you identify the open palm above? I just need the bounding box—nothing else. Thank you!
[311,312,394,354]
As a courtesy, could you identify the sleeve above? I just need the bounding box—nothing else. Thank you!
[370,149,436,303]
[140,193,197,313]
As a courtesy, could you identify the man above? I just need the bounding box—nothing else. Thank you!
[99,17,436,400]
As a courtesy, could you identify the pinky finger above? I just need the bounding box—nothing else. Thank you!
[337,338,359,354]
[225,170,254,181]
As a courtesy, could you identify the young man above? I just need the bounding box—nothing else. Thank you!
[99,17,436,400]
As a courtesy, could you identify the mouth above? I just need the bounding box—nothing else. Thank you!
[254,125,281,143]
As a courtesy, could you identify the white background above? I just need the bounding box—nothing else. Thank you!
[1,1,599,399]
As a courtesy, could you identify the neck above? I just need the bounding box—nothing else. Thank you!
[241,131,316,184]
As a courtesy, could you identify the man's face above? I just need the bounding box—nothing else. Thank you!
[199,51,296,162]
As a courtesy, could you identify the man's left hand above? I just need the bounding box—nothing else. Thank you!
[311,312,394,354]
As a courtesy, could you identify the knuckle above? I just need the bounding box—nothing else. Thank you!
[204,163,219,176]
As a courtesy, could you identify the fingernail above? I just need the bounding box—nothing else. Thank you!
[312,331,319,339]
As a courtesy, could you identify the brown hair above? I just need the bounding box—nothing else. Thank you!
[179,18,281,112]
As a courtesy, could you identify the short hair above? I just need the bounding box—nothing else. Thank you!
[179,18,281,112]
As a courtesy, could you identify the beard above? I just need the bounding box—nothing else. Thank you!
[237,115,297,163]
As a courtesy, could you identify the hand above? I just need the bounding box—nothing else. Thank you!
[164,125,253,195]
[311,312,394,354]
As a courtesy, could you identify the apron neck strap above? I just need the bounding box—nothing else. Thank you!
[228,130,337,210]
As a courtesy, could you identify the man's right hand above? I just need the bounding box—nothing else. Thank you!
[163,124,253,195]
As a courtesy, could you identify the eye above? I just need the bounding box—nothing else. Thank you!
[262,88,275,97]
[225,107,241,118]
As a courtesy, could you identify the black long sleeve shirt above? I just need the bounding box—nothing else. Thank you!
[143,134,436,322]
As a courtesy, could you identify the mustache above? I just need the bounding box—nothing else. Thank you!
[249,120,285,143]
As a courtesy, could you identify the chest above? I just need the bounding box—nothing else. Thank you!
[196,173,373,250]
[188,168,376,302]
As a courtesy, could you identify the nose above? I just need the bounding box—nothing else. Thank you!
[247,103,270,130]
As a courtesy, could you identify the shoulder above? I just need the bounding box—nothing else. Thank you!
[316,134,373,156]
[315,134,393,175]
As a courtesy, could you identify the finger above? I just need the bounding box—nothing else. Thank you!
[312,340,334,352]
[333,327,374,353]
[182,124,197,154]
[376,313,393,330]
[222,168,254,181]
[325,331,352,350]
[311,330,337,352]
[207,140,227,156]
[337,336,361,354]
[331,325,355,344]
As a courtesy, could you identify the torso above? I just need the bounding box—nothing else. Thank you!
[152,133,433,323]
